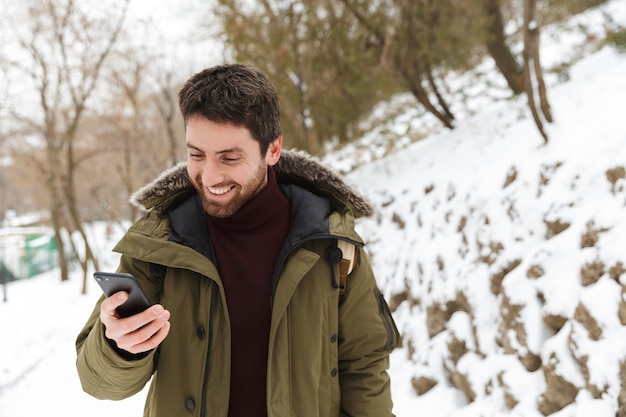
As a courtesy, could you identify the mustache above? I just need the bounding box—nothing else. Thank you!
[195,175,235,189]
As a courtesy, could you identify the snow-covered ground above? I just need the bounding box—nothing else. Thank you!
[1,1,625,416]
[0,223,146,416]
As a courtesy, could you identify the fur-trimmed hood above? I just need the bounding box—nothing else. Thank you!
[130,149,375,218]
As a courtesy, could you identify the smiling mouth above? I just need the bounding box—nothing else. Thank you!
[208,185,234,196]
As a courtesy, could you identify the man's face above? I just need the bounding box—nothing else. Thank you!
[186,116,282,218]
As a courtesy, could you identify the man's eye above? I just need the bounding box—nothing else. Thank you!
[223,156,240,163]
[189,153,204,159]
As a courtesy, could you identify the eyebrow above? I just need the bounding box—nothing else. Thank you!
[186,142,244,155]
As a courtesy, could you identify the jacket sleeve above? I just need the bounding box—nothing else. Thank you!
[75,255,160,400]
[337,247,402,417]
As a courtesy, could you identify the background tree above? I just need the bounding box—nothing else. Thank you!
[3,0,130,287]
[156,70,183,168]
[341,0,529,128]
[482,0,525,95]
[522,0,553,143]
[213,0,400,154]
[381,0,481,129]
[0,0,611,294]
[98,26,185,223]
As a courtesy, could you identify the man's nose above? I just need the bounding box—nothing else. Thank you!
[202,160,225,186]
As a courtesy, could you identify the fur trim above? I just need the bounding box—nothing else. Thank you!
[130,149,375,218]
[274,149,375,218]
[130,162,189,210]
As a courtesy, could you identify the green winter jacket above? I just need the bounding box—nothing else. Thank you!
[76,149,401,417]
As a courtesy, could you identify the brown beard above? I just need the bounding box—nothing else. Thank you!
[192,164,267,218]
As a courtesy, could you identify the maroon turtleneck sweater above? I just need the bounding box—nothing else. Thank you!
[206,167,290,417]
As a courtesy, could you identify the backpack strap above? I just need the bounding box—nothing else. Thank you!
[337,240,358,296]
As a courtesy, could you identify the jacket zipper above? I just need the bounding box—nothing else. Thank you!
[200,281,218,417]
[376,289,398,350]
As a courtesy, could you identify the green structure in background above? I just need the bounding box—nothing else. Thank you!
[0,261,7,302]
[0,230,59,282]
[22,234,58,278]
[0,260,15,281]
[1,230,59,302]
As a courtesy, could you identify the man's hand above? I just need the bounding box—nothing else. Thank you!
[100,291,171,354]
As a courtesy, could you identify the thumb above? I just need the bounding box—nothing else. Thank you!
[103,291,128,315]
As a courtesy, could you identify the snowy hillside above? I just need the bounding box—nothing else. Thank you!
[345,17,626,417]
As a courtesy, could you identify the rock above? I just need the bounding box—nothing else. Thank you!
[537,354,580,416]
[573,302,602,341]
[580,260,605,287]
[411,376,438,396]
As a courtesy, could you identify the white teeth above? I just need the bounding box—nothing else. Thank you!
[208,186,232,195]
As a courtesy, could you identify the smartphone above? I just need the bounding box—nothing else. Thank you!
[94,272,152,318]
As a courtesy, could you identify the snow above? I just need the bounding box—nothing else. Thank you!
[363,41,626,415]
[2,1,626,416]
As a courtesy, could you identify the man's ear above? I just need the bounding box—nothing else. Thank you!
[266,135,282,166]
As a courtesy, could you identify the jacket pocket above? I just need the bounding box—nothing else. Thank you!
[374,288,402,350]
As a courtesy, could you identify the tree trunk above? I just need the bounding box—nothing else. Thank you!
[483,0,525,95]
[288,8,320,155]
[63,163,100,293]
[523,0,549,143]
[159,75,180,167]
[65,226,89,293]
[49,191,70,282]
[425,62,455,123]
[531,27,553,123]
[405,73,454,129]
[400,59,454,130]
[402,3,455,130]
[45,146,71,281]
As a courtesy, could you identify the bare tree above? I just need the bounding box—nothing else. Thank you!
[4,0,130,288]
[100,33,184,222]
[483,0,525,95]
[107,38,154,222]
[522,0,553,143]
[341,0,462,129]
[156,70,182,167]
[341,0,552,133]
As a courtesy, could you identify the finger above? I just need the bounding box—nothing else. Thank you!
[100,292,129,330]
[117,320,171,354]
[105,304,168,340]
[101,291,129,317]
[105,306,170,345]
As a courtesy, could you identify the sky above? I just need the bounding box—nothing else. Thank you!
[126,0,225,71]
[1,1,626,416]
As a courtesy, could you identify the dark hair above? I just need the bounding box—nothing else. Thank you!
[178,64,281,155]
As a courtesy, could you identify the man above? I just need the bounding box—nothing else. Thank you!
[76,64,401,417]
